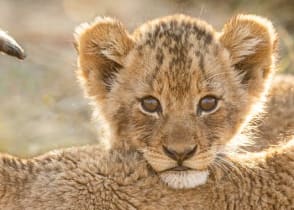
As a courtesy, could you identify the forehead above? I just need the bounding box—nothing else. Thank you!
[131,16,226,99]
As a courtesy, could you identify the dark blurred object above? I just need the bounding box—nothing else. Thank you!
[0,30,25,59]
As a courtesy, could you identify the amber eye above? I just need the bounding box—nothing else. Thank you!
[199,96,218,112]
[141,96,161,113]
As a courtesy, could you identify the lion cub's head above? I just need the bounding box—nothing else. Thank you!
[75,14,277,189]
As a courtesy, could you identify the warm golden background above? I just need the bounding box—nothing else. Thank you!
[0,0,293,157]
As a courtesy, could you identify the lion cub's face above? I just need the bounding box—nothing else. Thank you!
[75,15,277,189]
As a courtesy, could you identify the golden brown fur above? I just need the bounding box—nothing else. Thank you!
[0,138,293,209]
[0,14,293,209]
[247,74,294,151]
[75,14,279,188]
[0,29,25,59]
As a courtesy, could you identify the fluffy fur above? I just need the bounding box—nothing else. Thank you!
[0,29,25,59]
[0,138,293,209]
[247,74,294,151]
[75,14,278,188]
[0,14,293,209]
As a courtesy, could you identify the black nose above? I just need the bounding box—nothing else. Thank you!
[162,145,197,164]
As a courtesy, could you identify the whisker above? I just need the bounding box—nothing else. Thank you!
[214,156,244,181]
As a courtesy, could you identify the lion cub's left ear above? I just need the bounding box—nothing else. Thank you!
[219,14,278,97]
[74,17,134,101]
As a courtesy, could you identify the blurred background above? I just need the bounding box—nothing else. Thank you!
[0,0,293,157]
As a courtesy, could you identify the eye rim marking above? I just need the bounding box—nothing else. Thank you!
[140,96,162,114]
[198,95,219,114]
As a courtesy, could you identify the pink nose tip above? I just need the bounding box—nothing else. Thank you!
[162,145,197,164]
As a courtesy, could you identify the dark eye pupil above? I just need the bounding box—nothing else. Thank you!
[199,96,217,112]
[141,97,160,112]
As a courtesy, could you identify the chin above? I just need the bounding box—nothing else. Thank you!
[159,170,209,189]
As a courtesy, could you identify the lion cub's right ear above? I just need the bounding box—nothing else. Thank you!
[74,17,134,100]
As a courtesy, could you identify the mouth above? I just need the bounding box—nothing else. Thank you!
[163,165,191,172]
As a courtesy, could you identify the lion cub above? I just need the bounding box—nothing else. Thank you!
[75,14,278,188]
[0,14,293,209]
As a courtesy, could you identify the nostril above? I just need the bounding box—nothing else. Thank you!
[183,145,197,160]
[162,145,198,162]
[162,145,178,161]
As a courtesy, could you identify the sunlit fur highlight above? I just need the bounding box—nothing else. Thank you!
[0,14,293,209]
[74,14,278,189]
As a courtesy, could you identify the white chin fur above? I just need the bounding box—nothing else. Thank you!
[160,170,209,189]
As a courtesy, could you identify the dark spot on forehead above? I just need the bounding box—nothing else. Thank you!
[198,53,204,73]
[156,48,164,66]
[138,17,215,98]
[143,19,214,49]
[147,47,164,85]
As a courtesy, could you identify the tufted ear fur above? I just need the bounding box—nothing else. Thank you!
[74,17,134,101]
[219,14,278,98]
